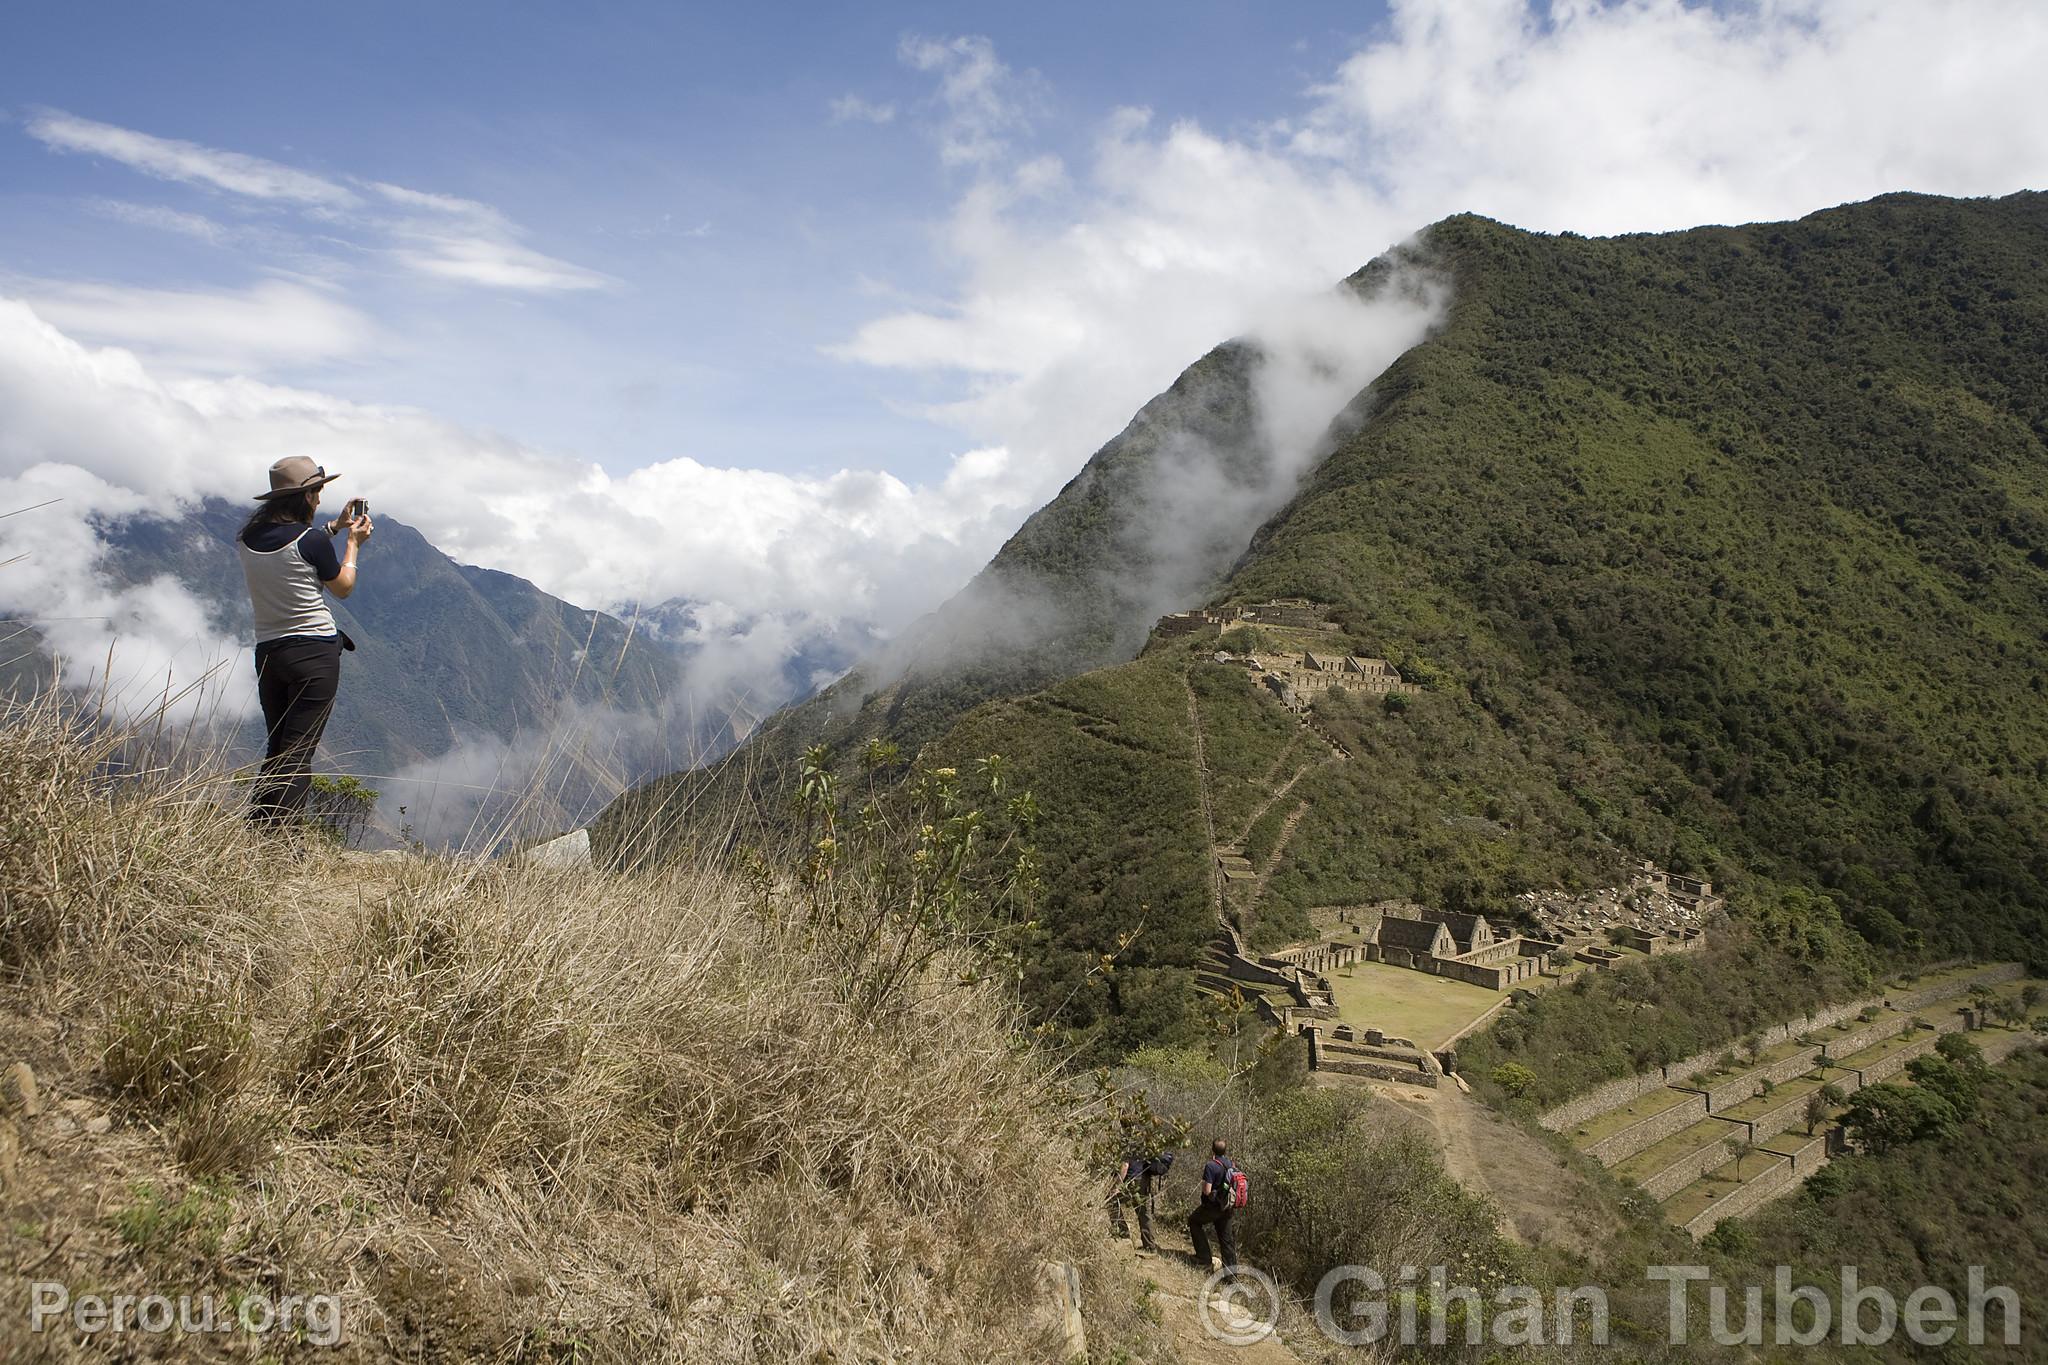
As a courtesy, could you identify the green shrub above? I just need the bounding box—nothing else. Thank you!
[1490,1061,1537,1097]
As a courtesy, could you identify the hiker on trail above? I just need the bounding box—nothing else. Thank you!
[1108,1149,1170,1251]
[236,457,372,828]
[1188,1138,1240,1271]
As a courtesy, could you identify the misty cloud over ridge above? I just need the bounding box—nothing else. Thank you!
[841,260,1445,717]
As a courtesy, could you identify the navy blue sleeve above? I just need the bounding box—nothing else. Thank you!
[297,526,343,582]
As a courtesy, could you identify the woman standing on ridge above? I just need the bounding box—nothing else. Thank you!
[236,455,373,828]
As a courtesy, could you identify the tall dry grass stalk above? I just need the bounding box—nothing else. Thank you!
[0,695,1158,1362]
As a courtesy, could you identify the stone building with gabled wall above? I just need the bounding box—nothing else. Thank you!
[1364,908,1555,990]
[1256,651,1422,710]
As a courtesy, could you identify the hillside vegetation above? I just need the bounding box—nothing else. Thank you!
[0,702,1156,1363]
[610,191,2048,1057]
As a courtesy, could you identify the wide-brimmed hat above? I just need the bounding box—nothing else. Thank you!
[256,455,341,501]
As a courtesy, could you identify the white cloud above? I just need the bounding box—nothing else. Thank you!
[25,113,610,297]
[15,279,374,374]
[28,110,359,207]
[1297,0,2048,235]
[369,180,614,290]
[85,198,232,244]
[389,234,616,292]
[0,463,255,725]
[0,296,1043,720]
[830,94,897,125]
[845,4,2048,521]
[898,34,1041,167]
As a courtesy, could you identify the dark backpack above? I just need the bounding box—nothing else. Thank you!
[1146,1152,1175,1181]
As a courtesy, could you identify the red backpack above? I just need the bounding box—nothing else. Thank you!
[1211,1159,1250,1211]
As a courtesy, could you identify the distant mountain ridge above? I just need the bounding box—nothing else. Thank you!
[3,499,863,844]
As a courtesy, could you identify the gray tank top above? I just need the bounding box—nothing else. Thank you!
[238,530,337,644]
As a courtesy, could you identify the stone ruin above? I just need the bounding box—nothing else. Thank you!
[1300,1020,1439,1088]
[1254,650,1421,709]
[1156,598,1343,637]
[1515,861,1721,951]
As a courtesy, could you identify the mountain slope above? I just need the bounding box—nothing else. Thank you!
[608,191,2048,1051]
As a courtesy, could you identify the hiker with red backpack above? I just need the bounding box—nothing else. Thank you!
[1188,1138,1245,1271]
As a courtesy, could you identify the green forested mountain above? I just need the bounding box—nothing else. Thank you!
[605,192,2048,1053]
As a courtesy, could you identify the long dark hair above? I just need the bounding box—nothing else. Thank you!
[239,490,316,543]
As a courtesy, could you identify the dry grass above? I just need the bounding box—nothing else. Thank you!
[0,698,1160,1362]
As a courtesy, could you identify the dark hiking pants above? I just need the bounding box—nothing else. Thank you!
[251,636,342,826]
[1109,1174,1158,1247]
[1189,1201,1238,1268]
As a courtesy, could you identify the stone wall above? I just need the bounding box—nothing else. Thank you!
[1757,1044,1826,1088]
[1681,1155,1797,1238]
[1682,1132,1833,1238]
[1537,962,2021,1132]
[1432,957,1513,989]
[1325,1042,1433,1067]
[1691,1071,1768,1114]
[1223,955,1296,991]
[1585,1094,1710,1166]
[1818,1014,1913,1062]
[1889,963,2023,1011]
[1543,1070,1686,1136]
[1318,1058,1439,1088]
[1638,1125,1746,1201]
[1739,1090,1820,1146]
[1844,1032,1940,1087]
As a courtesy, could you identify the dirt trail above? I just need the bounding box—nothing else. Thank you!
[1347,1077,1617,1255]
[1183,672,1224,916]
[1246,734,1308,808]
[1248,801,1311,907]
[1110,1238,1307,1365]
[1229,754,1334,849]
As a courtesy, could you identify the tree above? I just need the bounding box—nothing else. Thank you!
[1936,1032,1985,1067]
[2022,984,2042,1015]
[1703,1218,1755,1257]
[1490,1062,1537,1098]
[1725,1135,1756,1179]
[1841,1083,1959,1154]
[1803,1090,1832,1135]
[1906,1055,1981,1121]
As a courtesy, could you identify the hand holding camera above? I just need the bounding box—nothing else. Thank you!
[330,497,374,544]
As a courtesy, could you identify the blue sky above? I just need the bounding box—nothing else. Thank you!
[0,1,1394,481]
[3,0,2046,728]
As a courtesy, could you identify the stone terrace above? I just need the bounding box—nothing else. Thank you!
[1538,963,2037,1238]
